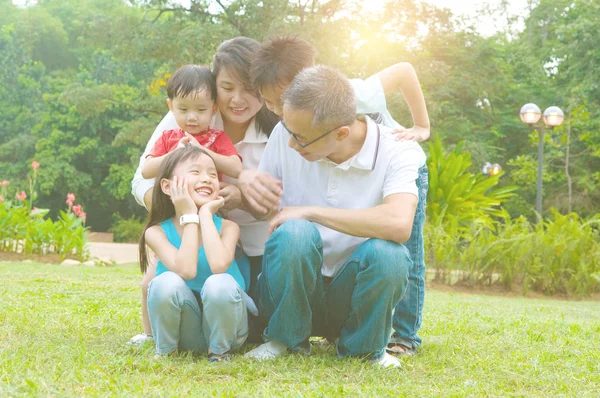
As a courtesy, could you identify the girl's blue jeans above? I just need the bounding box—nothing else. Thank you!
[147,272,248,355]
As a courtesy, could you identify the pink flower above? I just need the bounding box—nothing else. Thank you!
[31,161,40,170]
[66,193,75,207]
[72,204,82,216]
[16,191,27,201]
[33,206,38,211]
[1,180,9,186]
[78,212,87,220]
[0,194,3,203]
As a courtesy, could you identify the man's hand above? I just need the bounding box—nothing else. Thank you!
[268,206,311,236]
[391,126,430,143]
[238,169,282,218]
[219,184,242,211]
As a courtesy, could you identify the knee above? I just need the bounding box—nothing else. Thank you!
[268,219,321,252]
[148,272,187,304]
[361,239,410,283]
[201,274,241,306]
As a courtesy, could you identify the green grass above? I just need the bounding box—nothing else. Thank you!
[1,262,599,397]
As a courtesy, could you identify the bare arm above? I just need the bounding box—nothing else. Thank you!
[201,147,243,179]
[145,224,199,280]
[141,155,167,179]
[376,62,430,141]
[200,213,239,274]
[269,193,418,244]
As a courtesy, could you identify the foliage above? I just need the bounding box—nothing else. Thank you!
[426,136,517,229]
[109,214,145,243]
[0,162,88,260]
[0,0,599,232]
[0,200,88,261]
[427,210,600,296]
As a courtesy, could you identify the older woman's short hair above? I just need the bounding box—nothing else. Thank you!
[282,65,356,129]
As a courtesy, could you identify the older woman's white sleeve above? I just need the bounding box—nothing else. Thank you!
[131,111,178,207]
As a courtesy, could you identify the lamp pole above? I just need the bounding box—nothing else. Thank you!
[519,104,564,222]
[536,125,544,218]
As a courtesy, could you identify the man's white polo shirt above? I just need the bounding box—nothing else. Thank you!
[258,117,426,277]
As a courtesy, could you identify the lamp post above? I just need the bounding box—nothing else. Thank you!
[519,103,564,221]
[482,162,502,176]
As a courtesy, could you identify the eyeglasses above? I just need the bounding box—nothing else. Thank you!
[281,121,344,148]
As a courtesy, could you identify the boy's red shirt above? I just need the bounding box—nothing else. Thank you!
[149,128,241,161]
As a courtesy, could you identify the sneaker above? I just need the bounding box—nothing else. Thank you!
[128,333,154,346]
[371,352,401,368]
[244,340,287,360]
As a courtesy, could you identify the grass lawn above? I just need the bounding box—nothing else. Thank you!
[1,262,599,397]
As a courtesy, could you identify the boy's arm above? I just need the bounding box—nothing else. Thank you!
[376,62,430,142]
[141,155,168,179]
[200,148,243,179]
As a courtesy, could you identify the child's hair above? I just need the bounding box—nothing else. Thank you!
[211,37,279,136]
[249,35,318,91]
[138,145,215,274]
[166,64,216,101]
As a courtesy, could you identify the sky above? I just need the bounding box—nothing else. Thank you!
[12,0,530,36]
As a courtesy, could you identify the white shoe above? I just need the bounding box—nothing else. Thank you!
[127,333,153,346]
[244,340,287,360]
[371,352,401,368]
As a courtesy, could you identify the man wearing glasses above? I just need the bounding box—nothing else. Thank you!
[239,65,426,368]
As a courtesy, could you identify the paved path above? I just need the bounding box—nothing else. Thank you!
[88,242,139,264]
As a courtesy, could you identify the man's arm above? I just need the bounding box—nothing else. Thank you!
[268,193,417,243]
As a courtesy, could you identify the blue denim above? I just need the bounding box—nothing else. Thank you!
[147,271,248,355]
[257,219,410,359]
[390,165,428,350]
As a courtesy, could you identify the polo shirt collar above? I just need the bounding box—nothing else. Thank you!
[211,112,269,144]
[333,116,380,171]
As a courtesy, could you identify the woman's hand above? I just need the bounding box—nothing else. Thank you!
[219,184,243,211]
[199,196,225,216]
[169,176,197,215]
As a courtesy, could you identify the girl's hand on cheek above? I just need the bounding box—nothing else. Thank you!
[170,175,198,215]
[199,196,225,216]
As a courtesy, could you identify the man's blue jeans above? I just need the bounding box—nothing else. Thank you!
[390,165,428,350]
[256,219,410,359]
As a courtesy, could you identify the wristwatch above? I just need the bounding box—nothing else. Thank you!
[180,214,200,226]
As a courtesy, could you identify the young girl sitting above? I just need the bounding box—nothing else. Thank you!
[138,145,255,362]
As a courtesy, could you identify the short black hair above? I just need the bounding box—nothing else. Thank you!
[250,36,318,91]
[166,64,216,101]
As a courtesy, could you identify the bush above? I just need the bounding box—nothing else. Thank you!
[0,199,89,261]
[110,214,144,243]
[427,210,600,296]
[0,163,89,260]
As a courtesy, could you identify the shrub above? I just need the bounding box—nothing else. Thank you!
[0,162,89,260]
[110,214,144,243]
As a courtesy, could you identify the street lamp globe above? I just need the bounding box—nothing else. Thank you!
[543,106,564,127]
[520,103,542,125]
[490,163,502,176]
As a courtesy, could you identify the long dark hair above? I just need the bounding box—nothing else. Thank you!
[211,37,279,136]
[138,145,214,274]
